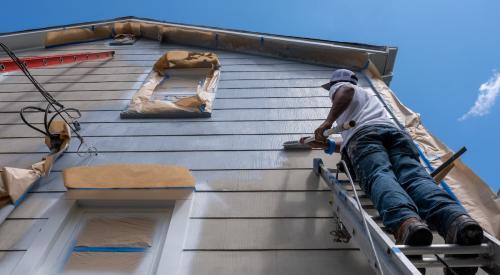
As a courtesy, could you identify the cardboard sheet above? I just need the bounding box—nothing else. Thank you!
[63,164,195,189]
[62,252,145,275]
[76,216,156,248]
[365,66,500,238]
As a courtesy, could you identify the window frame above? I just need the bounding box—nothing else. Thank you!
[12,189,193,275]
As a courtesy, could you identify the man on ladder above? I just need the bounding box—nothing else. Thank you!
[313,69,484,275]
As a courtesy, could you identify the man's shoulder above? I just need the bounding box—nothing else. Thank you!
[329,82,357,98]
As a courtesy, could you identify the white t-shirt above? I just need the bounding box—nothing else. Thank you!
[329,82,396,148]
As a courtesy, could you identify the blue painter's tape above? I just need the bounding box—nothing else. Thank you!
[13,191,29,207]
[73,246,147,253]
[391,246,401,254]
[324,139,336,155]
[415,144,463,207]
[361,60,370,71]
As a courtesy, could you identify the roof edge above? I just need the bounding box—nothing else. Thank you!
[0,16,398,85]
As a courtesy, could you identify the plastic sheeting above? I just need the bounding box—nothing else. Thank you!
[63,164,195,189]
[0,120,70,206]
[365,65,500,238]
[120,51,220,118]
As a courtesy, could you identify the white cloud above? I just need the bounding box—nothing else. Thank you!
[459,72,500,121]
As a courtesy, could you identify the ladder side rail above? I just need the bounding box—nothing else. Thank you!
[314,158,420,275]
[0,51,115,72]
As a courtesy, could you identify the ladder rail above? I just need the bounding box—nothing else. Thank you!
[315,157,500,274]
[0,51,115,72]
[314,158,420,275]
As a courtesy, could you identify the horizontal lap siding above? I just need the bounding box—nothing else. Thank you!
[0,134,326,153]
[0,252,24,275]
[0,121,319,138]
[0,88,330,102]
[0,78,332,92]
[178,251,372,275]
[0,71,332,83]
[0,109,331,124]
[0,39,370,274]
[0,97,331,112]
[0,151,340,171]
[31,169,341,193]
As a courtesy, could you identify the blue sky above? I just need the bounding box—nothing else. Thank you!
[2,1,499,191]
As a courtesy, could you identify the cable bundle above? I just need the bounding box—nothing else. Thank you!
[0,42,90,153]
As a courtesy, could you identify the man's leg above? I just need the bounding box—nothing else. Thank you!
[385,130,467,236]
[347,130,420,232]
[386,129,483,275]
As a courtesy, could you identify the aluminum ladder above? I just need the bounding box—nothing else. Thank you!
[313,158,500,275]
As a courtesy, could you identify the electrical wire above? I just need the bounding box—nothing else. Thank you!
[340,160,385,275]
[0,42,94,155]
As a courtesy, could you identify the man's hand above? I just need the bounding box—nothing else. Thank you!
[314,122,332,143]
[315,84,354,143]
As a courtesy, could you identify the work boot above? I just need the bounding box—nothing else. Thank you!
[395,217,433,275]
[395,217,433,246]
[444,215,484,275]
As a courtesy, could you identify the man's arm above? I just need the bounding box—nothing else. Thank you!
[314,85,355,142]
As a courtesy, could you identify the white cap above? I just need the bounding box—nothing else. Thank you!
[321,69,358,90]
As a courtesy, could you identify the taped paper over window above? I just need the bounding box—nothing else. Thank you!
[62,252,145,275]
[0,120,70,207]
[120,51,220,118]
[76,216,156,248]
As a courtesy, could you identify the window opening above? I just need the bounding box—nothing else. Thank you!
[121,51,220,118]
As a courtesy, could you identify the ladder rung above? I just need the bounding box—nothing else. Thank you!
[412,256,491,268]
[397,243,492,256]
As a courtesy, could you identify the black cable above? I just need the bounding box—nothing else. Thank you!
[434,254,459,275]
[0,42,86,149]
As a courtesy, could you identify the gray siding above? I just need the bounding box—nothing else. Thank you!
[0,39,372,274]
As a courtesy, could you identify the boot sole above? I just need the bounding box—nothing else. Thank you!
[456,222,484,245]
[407,226,433,246]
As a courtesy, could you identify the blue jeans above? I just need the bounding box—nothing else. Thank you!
[345,124,467,236]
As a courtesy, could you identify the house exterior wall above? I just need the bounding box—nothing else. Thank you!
[0,39,377,274]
